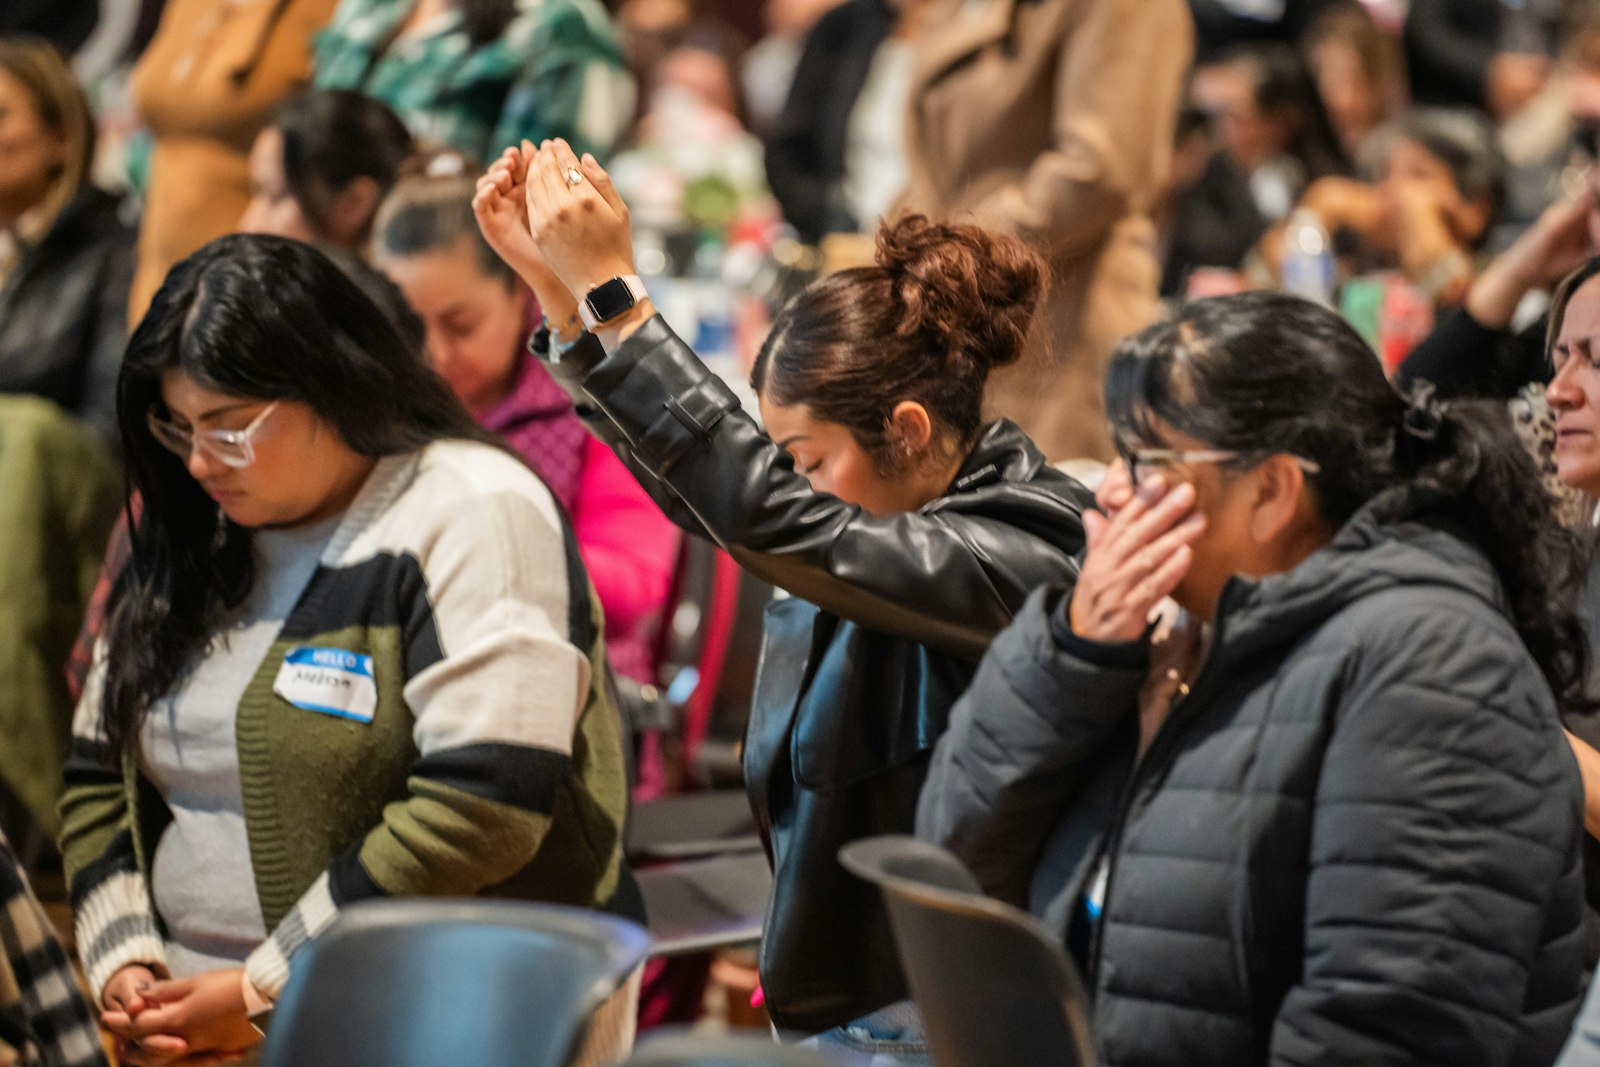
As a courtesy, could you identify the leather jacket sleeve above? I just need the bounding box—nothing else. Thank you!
[536,330,714,540]
[560,315,1082,661]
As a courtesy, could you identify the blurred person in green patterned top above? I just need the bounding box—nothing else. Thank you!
[313,0,635,164]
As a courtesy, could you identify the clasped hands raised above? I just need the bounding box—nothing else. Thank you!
[471,137,644,338]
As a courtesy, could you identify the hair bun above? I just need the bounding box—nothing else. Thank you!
[874,213,1046,374]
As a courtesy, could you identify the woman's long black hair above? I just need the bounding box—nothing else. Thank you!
[102,234,504,754]
[1105,290,1593,713]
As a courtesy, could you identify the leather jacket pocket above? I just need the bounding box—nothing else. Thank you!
[791,628,968,793]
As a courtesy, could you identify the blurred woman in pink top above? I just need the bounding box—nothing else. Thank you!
[373,155,679,683]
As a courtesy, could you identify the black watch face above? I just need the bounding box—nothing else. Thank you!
[586,278,636,325]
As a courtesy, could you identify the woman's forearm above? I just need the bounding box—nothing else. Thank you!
[504,257,586,344]
[593,299,656,351]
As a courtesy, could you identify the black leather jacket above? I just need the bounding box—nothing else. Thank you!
[547,316,1092,1034]
[0,188,133,454]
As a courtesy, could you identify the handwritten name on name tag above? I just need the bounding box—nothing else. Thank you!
[273,646,378,723]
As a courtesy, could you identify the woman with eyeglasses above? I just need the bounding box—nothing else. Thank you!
[921,290,1593,1066]
[59,234,638,1067]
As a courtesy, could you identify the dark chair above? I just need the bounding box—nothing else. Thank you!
[636,849,773,956]
[839,836,1099,1067]
[625,1031,843,1065]
[259,898,649,1067]
[626,789,762,862]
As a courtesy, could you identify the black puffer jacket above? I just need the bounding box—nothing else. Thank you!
[549,316,1093,1035]
[919,487,1585,1067]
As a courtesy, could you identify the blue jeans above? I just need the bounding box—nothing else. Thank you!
[801,1001,931,1067]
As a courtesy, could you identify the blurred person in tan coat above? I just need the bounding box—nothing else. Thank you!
[900,0,1193,461]
[128,0,338,322]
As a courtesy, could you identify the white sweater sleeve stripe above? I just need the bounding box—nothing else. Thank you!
[244,872,338,999]
[75,871,166,1003]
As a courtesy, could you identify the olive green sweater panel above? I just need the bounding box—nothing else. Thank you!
[236,623,415,931]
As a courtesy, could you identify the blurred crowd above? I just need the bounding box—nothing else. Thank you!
[11,0,1600,464]
[9,0,1600,1065]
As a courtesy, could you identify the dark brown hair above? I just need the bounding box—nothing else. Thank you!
[751,214,1045,473]
[273,89,413,245]
[373,150,515,285]
[1547,256,1600,358]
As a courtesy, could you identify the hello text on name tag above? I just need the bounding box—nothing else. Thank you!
[273,646,378,724]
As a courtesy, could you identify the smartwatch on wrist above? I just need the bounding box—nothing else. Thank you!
[579,274,648,331]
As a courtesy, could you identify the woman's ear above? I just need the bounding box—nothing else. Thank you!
[326,177,382,245]
[888,400,935,455]
[1246,453,1311,546]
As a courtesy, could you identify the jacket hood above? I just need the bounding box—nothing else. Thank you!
[1214,484,1508,662]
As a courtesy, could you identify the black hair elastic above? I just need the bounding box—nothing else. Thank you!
[1401,381,1445,443]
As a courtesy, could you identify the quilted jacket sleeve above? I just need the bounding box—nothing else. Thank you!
[917,587,1143,904]
[1269,591,1585,1067]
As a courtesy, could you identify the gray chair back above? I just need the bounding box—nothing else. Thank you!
[839,836,1098,1067]
[260,898,648,1067]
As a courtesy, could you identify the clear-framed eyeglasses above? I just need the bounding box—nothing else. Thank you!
[146,402,281,470]
[1118,445,1322,486]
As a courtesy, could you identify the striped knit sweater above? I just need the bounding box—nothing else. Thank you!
[59,440,631,1003]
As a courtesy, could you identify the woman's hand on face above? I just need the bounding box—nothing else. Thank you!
[523,139,637,299]
[106,968,261,1066]
[1391,180,1461,276]
[1466,189,1593,329]
[1070,476,1205,644]
[1502,189,1594,290]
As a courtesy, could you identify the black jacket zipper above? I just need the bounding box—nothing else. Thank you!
[1085,603,1234,989]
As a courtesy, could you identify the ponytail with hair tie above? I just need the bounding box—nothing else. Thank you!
[1400,382,1445,443]
[1393,380,1451,478]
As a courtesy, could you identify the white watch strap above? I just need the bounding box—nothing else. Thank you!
[579,274,648,331]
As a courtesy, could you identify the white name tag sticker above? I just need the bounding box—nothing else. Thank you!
[273,646,378,724]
